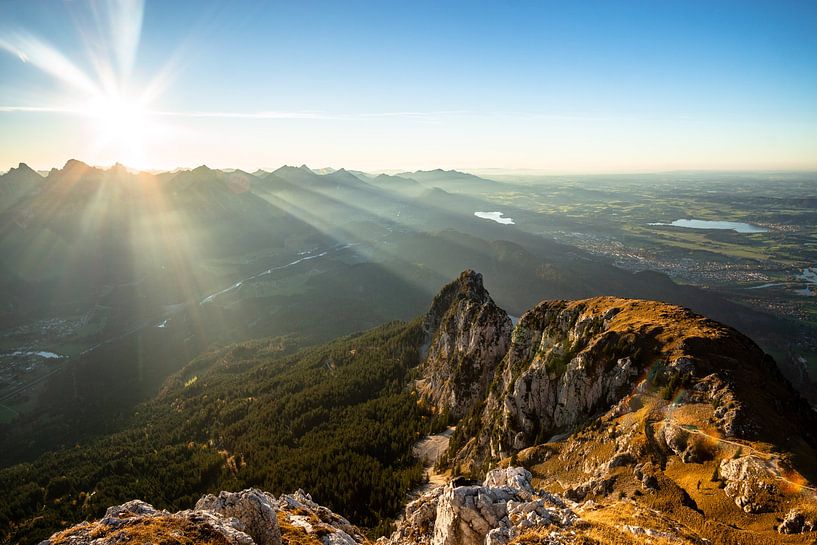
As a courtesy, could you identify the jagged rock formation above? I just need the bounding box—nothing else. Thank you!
[386,468,576,545]
[438,296,817,474]
[417,270,512,419]
[40,489,367,545]
[417,276,817,543]
[196,489,282,545]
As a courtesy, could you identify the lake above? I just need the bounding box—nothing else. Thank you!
[648,219,767,233]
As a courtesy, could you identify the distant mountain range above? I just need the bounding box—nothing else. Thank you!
[1,162,512,198]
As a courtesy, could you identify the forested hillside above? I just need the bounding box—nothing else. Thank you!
[0,320,433,544]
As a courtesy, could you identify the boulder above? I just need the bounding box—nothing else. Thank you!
[719,456,777,513]
[196,488,282,545]
[389,467,575,545]
[779,508,817,534]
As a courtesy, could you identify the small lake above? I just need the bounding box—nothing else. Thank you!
[648,219,767,233]
[475,211,515,225]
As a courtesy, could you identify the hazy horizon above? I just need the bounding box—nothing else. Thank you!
[6,158,817,178]
[2,0,816,173]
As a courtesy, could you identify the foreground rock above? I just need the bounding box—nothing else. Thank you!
[386,467,576,545]
[40,488,367,545]
[41,470,582,545]
[40,497,260,545]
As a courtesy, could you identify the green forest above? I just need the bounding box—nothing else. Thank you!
[0,319,433,545]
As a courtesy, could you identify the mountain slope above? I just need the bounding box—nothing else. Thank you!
[416,274,817,544]
[28,270,817,545]
[0,162,43,211]
[398,169,503,193]
[0,320,431,544]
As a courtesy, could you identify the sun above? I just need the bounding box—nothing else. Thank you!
[83,92,155,168]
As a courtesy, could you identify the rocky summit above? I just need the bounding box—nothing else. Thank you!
[38,271,817,545]
[417,270,513,419]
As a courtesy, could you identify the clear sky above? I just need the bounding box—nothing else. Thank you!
[1,0,816,173]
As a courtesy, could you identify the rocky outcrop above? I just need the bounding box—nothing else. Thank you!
[196,489,282,545]
[39,488,367,545]
[39,498,263,545]
[387,467,576,545]
[779,508,817,534]
[431,292,817,476]
[279,489,368,545]
[417,270,512,419]
[719,456,778,513]
[42,473,577,545]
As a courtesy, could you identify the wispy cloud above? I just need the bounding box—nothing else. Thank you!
[0,33,100,95]
[151,110,334,120]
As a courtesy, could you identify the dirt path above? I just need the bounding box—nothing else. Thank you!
[410,426,455,496]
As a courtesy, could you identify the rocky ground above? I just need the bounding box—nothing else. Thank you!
[45,465,817,545]
[40,488,368,545]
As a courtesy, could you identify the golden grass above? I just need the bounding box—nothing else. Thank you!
[48,515,233,545]
[523,384,817,545]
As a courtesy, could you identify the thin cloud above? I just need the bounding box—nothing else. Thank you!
[151,110,334,120]
[0,105,83,114]
[0,33,100,95]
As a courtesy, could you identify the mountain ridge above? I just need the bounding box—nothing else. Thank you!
[20,270,817,545]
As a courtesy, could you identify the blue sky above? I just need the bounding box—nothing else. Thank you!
[1,0,816,172]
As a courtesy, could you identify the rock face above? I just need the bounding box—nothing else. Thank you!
[387,467,575,545]
[40,488,367,545]
[430,293,817,474]
[483,300,641,459]
[417,270,512,419]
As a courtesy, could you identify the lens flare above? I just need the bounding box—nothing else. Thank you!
[0,0,176,168]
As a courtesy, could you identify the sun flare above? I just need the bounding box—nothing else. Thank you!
[83,92,155,168]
